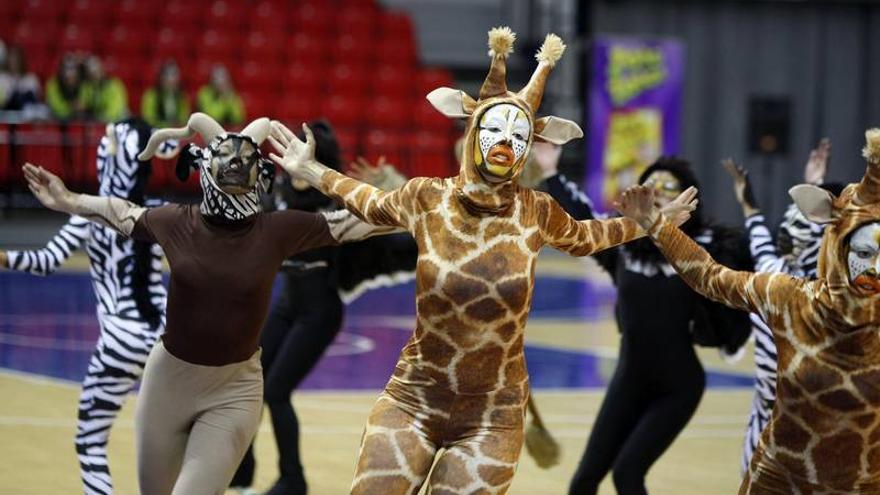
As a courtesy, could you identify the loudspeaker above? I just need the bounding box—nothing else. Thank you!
[748,96,791,155]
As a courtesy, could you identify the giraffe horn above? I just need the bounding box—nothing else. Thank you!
[517,34,565,113]
[479,26,515,100]
[857,128,880,205]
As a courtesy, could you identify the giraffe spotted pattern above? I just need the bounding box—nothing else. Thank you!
[646,159,880,493]
[320,168,641,494]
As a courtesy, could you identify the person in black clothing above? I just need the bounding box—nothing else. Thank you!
[535,144,751,495]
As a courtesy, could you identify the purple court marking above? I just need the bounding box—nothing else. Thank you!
[0,271,754,389]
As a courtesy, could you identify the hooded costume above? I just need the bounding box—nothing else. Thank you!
[643,130,880,493]
[5,118,177,495]
[542,158,752,495]
[288,27,644,494]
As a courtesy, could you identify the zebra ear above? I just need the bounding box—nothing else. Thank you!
[175,144,201,182]
[789,184,836,224]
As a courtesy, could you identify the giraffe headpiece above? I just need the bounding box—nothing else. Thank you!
[789,129,880,325]
[138,112,275,221]
[427,27,583,213]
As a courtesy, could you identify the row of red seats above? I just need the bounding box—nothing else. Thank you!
[0,123,460,193]
[4,0,391,31]
[4,3,409,39]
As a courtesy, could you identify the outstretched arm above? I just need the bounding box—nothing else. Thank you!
[23,163,146,236]
[617,186,796,317]
[268,122,416,229]
[4,216,90,276]
[538,187,697,257]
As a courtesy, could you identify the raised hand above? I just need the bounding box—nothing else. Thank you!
[804,138,830,185]
[614,186,660,230]
[267,121,323,185]
[532,141,562,179]
[23,162,75,213]
[722,158,759,216]
[349,156,387,184]
[660,186,698,227]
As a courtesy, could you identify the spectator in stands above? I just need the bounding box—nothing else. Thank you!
[46,54,86,120]
[82,55,129,122]
[197,65,244,125]
[0,45,42,111]
[141,60,190,127]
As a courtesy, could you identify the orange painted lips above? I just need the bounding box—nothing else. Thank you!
[854,274,880,294]
[487,143,515,167]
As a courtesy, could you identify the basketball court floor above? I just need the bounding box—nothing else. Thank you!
[0,253,756,494]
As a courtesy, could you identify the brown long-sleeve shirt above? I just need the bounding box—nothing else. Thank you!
[132,204,335,365]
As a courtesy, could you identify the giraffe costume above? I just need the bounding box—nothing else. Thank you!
[634,131,880,494]
[270,27,650,494]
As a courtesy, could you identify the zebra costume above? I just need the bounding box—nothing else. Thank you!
[740,207,823,474]
[5,119,177,495]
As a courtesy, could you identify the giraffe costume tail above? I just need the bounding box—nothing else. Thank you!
[524,395,561,468]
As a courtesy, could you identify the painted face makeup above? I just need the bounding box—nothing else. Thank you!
[210,137,261,194]
[847,222,880,294]
[642,170,681,207]
[474,103,531,180]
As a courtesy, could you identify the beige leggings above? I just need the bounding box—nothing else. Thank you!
[135,340,263,495]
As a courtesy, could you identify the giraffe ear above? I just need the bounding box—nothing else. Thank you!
[534,116,583,145]
[789,184,836,224]
[426,87,476,119]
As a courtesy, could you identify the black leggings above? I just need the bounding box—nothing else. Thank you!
[569,359,704,495]
[231,277,344,495]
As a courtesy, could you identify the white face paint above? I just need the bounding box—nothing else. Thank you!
[847,222,880,293]
[476,103,531,178]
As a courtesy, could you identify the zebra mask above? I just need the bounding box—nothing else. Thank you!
[138,113,274,222]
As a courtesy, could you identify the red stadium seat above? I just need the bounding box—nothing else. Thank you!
[14,21,58,54]
[105,25,152,59]
[59,24,96,53]
[196,30,239,65]
[68,0,113,27]
[13,124,67,181]
[291,2,334,35]
[321,95,365,127]
[414,98,453,131]
[332,33,372,65]
[153,28,191,66]
[327,64,368,95]
[284,62,324,95]
[115,0,158,26]
[236,61,275,92]
[417,68,455,95]
[277,99,320,123]
[249,1,287,32]
[161,3,202,30]
[336,6,378,37]
[370,65,413,97]
[409,131,455,177]
[375,38,418,66]
[379,12,414,40]
[244,31,285,65]
[207,0,246,30]
[0,2,20,22]
[366,97,409,128]
[18,0,65,25]
[363,129,405,168]
[334,126,360,163]
[239,90,273,120]
[287,33,329,65]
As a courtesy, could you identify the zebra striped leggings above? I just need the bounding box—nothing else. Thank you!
[76,314,162,495]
